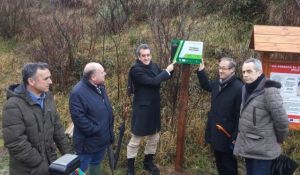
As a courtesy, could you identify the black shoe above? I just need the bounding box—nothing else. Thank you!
[143,154,160,175]
[127,158,135,175]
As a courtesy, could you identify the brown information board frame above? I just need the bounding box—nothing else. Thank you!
[250,25,300,130]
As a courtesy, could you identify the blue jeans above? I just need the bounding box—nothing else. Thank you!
[78,147,107,172]
[245,158,272,175]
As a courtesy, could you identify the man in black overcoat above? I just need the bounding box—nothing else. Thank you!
[126,44,174,175]
[197,57,243,175]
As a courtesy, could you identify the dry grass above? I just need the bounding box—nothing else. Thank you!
[0,6,300,174]
[0,39,25,174]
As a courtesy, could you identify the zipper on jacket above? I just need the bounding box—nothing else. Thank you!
[253,107,256,126]
[34,113,41,132]
[47,110,54,125]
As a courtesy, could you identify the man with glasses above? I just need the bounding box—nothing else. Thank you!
[197,57,243,175]
[69,62,114,175]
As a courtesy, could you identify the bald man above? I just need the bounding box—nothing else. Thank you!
[69,62,114,175]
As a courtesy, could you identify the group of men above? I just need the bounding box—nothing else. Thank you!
[198,57,289,175]
[2,43,288,175]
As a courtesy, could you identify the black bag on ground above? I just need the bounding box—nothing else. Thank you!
[271,154,299,175]
[49,154,80,175]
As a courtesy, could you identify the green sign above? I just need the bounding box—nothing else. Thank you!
[171,39,203,64]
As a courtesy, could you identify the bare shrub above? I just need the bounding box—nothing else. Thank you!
[50,0,83,8]
[147,0,199,126]
[24,9,85,91]
[0,0,40,39]
[268,0,300,25]
[95,0,130,35]
[18,0,134,92]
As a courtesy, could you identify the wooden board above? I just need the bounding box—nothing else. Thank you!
[251,25,300,53]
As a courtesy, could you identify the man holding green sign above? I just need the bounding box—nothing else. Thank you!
[126,44,174,175]
[197,57,243,175]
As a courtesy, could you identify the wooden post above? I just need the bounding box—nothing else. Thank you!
[261,52,270,77]
[175,64,190,171]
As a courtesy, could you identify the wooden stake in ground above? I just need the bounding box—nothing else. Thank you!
[175,64,190,171]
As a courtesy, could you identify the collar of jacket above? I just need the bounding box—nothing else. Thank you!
[241,77,281,111]
[219,73,236,89]
[241,77,266,110]
[81,78,104,94]
[245,74,265,95]
[7,83,46,106]
[135,59,153,69]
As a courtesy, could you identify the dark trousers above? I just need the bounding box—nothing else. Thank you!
[214,150,238,175]
[245,158,272,175]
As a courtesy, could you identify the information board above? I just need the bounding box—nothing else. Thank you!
[171,39,203,64]
[269,63,300,130]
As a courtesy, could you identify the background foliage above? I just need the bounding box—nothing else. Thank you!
[0,0,300,174]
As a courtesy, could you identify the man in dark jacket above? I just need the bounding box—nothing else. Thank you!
[69,62,114,175]
[2,62,70,175]
[197,57,243,175]
[126,44,174,175]
[234,58,289,175]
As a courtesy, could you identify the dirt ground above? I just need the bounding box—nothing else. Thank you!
[0,148,204,175]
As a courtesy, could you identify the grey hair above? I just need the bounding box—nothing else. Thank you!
[82,62,98,80]
[22,62,49,85]
[220,57,237,70]
[82,69,96,80]
[135,44,151,57]
[243,58,262,71]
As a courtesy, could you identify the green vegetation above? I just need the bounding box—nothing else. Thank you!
[0,39,18,54]
[0,0,300,174]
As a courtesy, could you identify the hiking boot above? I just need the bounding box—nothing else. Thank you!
[143,154,160,175]
[127,158,135,175]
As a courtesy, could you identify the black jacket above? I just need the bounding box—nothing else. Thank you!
[130,59,171,136]
[197,70,243,152]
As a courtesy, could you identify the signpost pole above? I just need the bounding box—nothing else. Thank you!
[175,64,190,171]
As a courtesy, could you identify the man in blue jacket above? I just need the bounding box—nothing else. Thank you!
[69,62,114,175]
